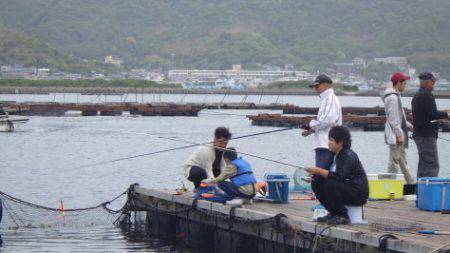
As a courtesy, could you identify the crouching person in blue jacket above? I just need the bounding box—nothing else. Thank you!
[203,147,257,205]
[307,126,369,225]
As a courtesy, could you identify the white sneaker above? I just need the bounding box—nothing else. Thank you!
[226,199,244,206]
[243,199,253,205]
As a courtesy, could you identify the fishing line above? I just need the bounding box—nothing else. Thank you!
[157,136,307,170]
[199,111,260,117]
[73,126,299,170]
[409,134,450,142]
[437,136,450,142]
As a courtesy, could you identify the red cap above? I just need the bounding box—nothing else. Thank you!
[390,72,410,82]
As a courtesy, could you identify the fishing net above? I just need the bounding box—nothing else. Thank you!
[0,190,126,230]
[292,168,312,192]
[369,218,423,232]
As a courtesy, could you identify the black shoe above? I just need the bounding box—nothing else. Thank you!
[316,213,333,222]
[325,215,350,225]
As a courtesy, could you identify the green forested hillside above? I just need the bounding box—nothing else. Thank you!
[1,0,450,77]
[0,27,118,73]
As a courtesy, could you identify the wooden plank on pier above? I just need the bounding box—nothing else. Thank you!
[128,186,450,253]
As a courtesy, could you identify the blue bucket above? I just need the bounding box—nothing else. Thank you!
[264,173,290,203]
[418,177,450,211]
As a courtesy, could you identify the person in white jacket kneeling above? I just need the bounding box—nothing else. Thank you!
[184,127,231,189]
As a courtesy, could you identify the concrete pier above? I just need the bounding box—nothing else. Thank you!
[120,185,450,253]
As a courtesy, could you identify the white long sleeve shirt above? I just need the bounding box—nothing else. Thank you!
[183,145,225,179]
[309,88,342,149]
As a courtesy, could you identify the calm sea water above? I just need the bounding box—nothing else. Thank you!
[1,93,449,252]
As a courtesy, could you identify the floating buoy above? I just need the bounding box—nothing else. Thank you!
[60,200,66,223]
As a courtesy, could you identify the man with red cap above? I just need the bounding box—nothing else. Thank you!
[382,72,414,184]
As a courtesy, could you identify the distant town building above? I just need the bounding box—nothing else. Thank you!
[334,63,354,77]
[1,65,11,73]
[373,57,409,72]
[104,55,123,66]
[37,68,50,78]
[262,65,282,71]
[351,57,366,67]
[284,64,295,71]
[92,73,105,79]
[374,57,407,66]
[168,65,314,86]
[352,57,364,65]
[0,64,36,79]
[232,64,242,76]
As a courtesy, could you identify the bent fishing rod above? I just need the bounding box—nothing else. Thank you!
[157,135,307,170]
[407,118,450,142]
[74,126,300,169]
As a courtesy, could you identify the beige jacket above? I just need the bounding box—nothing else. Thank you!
[184,145,226,179]
[383,87,412,145]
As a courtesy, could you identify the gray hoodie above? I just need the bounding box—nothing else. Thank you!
[382,87,411,146]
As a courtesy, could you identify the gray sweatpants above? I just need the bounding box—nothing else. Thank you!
[387,144,414,184]
[414,136,439,178]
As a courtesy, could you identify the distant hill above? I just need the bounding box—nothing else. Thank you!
[1,0,450,77]
[0,27,89,72]
[0,27,122,73]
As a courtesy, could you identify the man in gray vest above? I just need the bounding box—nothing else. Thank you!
[382,72,414,184]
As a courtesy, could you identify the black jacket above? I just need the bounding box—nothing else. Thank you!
[412,87,448,138]
[328,149,369,198]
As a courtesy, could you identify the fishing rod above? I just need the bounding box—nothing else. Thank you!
[432,118,450,141]
[73,126,299,169]
[157,135,307,170]
[409,134,450,142]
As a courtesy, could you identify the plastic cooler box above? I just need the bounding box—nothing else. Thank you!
[368,173,404,200]
[264,173,290,203]
[418,177,450,211]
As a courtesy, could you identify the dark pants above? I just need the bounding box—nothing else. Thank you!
[0,199,2,247]
[414,136,439,178]
[187,166,207,188]
[218,181,255,199]
[315,148,334,169]
[311,177,367,218]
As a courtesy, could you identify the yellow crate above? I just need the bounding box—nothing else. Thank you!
[368,174,404,200]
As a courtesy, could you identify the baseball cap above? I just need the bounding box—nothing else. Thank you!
[418,71,436,81]
[309,74,333,88]
[390,72,410,82]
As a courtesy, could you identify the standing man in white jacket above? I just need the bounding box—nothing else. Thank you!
[383,72,414,184]
[301,74,342,169]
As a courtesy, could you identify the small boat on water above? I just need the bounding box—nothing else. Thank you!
[0,114,29,132]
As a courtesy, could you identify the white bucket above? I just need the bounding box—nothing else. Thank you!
[345,205,366,224]
[312,205,328,220]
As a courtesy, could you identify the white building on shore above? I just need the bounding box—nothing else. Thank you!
[168,66,314,86]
